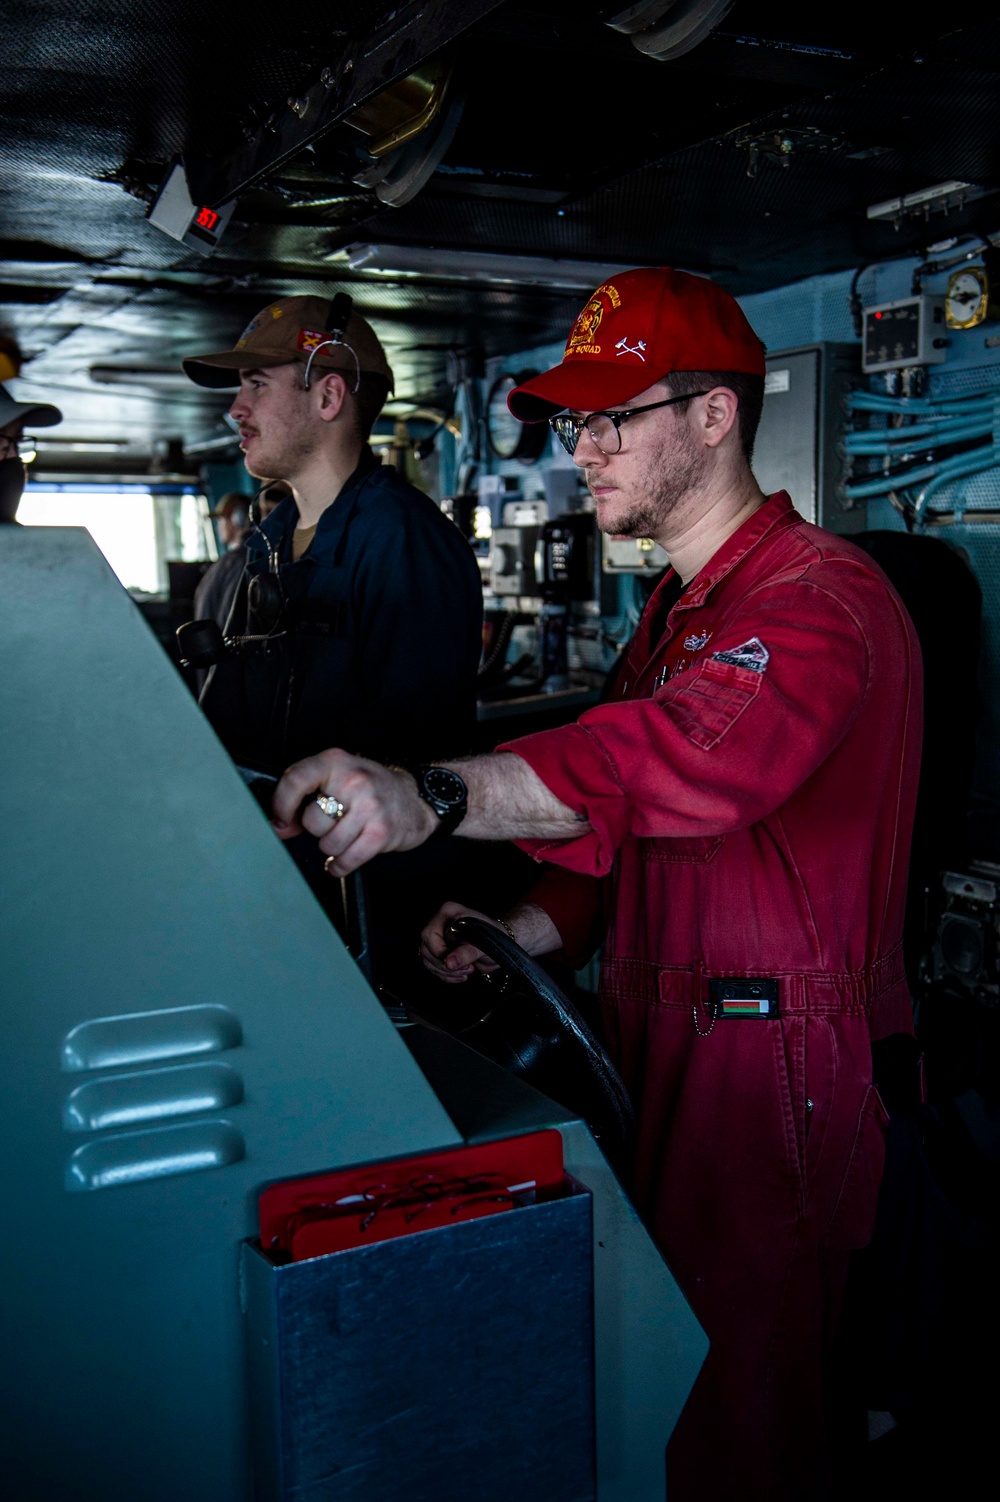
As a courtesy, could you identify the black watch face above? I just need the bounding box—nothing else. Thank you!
[423,766,465,807]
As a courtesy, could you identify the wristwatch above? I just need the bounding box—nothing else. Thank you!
[409,763,468,836]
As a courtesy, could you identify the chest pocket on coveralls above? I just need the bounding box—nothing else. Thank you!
[637,655,764,862]
[659,654,764,751]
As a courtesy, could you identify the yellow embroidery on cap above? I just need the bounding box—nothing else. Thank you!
[566,296,604,354]
[236,316,260,349]
[566,279,624,356]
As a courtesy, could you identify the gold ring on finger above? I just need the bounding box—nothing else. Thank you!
[315,794,346,820]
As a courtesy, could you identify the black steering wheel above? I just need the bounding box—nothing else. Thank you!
[417,916,636,1173]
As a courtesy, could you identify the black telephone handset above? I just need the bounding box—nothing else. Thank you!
[176,518,286,668]
[540,511,595,604]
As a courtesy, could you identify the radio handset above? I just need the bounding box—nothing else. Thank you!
[177,518,286,668]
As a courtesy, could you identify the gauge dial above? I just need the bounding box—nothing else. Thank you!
[945,267,989,330]
[485,372,548,462]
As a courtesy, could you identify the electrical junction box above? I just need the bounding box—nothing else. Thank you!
[602,535,669,573]
[753,344,860,532]
[490,525,543,596]
[862,295,947,373]
[147,162,235,256]
[502,498,547,527]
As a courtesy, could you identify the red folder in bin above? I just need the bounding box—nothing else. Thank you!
[259,1130,565,1262]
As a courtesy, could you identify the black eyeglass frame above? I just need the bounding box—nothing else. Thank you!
[548,391,711,456]
[0,433,30,459]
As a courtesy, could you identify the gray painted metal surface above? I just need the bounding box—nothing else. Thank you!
[243,1190,595,1501]
[404,1027,709,1502]
[754,343,858,531]
[0,527,706,1501]
[0,529,461,1501]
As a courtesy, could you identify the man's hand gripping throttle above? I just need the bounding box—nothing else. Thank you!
[271,749,437,874]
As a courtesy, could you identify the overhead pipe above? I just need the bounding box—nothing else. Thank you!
[848,390,994,415]
[844,444,999,505]
[843,386,1000,509]
[844,418,994,453]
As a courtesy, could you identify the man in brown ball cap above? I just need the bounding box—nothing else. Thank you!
[182,290,481,773]
[182,291,484,983]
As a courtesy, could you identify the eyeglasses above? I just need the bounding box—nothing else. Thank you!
[0,434,26,461]
[549,391,710,457]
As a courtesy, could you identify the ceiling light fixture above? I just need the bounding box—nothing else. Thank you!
[89,366,203,392]
[33,438,129,452]
[328,243,632,291]
[867,181,996,225]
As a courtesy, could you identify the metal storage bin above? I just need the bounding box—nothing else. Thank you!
[242,1182,595,1502]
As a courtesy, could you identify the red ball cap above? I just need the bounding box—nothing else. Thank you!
[508,266,765,422]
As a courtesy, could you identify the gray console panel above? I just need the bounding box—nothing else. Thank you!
[0,529,461,1500]
[0,527,706,1501]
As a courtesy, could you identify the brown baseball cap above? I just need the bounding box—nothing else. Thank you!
[182,294,394,390]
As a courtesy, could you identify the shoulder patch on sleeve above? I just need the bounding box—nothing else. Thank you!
[710,637,769,673]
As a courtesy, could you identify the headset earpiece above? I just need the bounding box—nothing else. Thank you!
[303,292,361,394]
[327,292,353,336]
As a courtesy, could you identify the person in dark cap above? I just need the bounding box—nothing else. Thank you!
[270,267,922,1502]
[182,292,483,986]
[0,384,62,523]
[192,492,253,633]
[182,293,481,770]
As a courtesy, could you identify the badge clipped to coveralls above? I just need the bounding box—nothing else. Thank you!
[708,978,780,1019]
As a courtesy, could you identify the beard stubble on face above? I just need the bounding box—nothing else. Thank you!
[586,413,710,538]
[243,372,324,481]
[244,423,318,482]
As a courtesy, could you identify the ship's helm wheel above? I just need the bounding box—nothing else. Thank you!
[415,915,636,1174]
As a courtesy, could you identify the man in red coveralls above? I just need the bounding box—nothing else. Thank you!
[271,268,922,1500]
